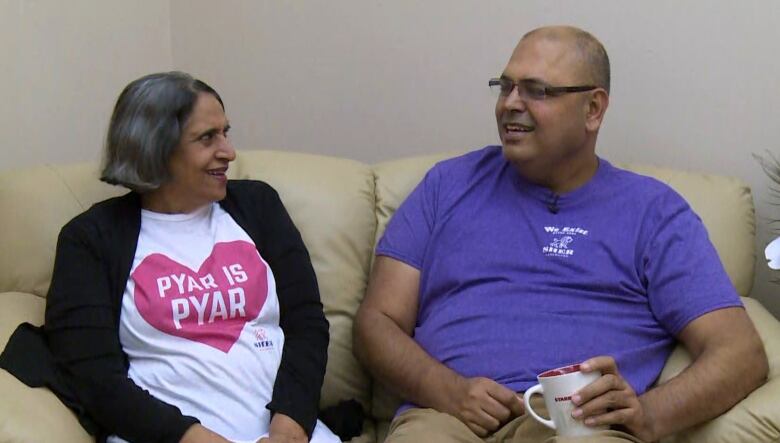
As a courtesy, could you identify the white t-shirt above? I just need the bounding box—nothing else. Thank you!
[114,203,284,441]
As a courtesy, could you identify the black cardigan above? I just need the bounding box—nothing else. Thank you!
[0,180,329,442]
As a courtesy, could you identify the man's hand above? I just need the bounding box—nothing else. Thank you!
[570,356,655,441]
[355,258,523,436]
[257,413,308,443]
[444,376,524,437]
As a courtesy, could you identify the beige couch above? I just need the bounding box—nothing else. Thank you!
[1,150,779,443]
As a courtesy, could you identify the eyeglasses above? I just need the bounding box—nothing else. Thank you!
[488,77,597,101]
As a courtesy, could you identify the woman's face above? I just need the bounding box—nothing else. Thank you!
[145,93,235,213]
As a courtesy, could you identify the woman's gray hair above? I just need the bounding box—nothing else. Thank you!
[100,71,224,192]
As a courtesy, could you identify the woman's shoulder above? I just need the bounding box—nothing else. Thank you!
[222,179,298,247]
[224,179,284,209]
[62,192,140,236]
[226,179,277,196]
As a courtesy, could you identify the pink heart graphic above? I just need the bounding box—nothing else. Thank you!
[132,241,268,353]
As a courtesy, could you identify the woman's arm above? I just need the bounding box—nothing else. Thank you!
[45,218,202,443]
[254,187,329,438]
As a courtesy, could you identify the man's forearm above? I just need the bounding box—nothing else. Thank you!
[354,307,464,411]
[637,333,767,440]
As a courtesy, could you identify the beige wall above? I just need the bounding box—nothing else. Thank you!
[0,0,173,168]
[172,0,780,318]
[3,0,780,316]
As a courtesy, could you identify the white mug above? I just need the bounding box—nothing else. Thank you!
[522,363,608,437]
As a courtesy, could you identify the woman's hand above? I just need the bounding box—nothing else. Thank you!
[257,413,308,443]
[180,424,232,443]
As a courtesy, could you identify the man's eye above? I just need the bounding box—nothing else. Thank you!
[199,133,214,142]
[526,84,547,99]
[500,80,514,94]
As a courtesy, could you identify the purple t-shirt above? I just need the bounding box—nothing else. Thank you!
[377,146,741,402]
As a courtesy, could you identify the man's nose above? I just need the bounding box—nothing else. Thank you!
[503,85,528,111]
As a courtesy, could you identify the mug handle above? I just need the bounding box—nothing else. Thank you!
[523,384,556,430]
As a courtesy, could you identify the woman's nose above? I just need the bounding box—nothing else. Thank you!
[217,136,236,161]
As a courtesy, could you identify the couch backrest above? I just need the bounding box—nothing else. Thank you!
[369,152,757,423]
[373,153,756,297]
[231,150,377,411]
[0,163,125,297]
[0,149,756,427]
[0,151,378,415]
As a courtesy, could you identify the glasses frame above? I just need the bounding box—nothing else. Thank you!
[488,77,597,100]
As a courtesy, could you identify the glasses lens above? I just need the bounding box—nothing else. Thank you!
[499,78,514,96]
[522,80,547,100]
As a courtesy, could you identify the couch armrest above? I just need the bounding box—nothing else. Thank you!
[0,291,91,443]
[658,297,780,442]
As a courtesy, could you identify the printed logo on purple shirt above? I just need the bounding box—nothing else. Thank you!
[542,226,589,257]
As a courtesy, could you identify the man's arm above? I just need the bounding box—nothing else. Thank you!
[353,256,523,436]
[573,306,768,441]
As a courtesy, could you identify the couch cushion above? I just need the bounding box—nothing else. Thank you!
[657,298,780,442]
[0,369,92,443]
[0,291,91,443]
[234,150,377,411]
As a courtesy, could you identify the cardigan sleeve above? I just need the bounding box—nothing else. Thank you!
[44,217,199,443]
[250,186,330,437]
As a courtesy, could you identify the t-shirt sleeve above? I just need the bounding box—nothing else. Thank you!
[376,167,441,269]
[641,191,743,335]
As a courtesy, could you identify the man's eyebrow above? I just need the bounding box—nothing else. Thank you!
[520,77,547,85]
[499,74,547,84]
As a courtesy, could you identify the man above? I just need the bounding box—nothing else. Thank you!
[354,26,767,443]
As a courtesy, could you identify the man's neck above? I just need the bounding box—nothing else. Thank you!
[515,153,599,195]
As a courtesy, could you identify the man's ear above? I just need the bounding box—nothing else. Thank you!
[584,89,609,132]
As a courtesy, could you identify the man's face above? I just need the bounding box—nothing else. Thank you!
[495,35,591,170]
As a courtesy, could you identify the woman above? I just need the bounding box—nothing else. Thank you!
[43,72,338,443]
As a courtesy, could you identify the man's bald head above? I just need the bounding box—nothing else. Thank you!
[521,26,610,93]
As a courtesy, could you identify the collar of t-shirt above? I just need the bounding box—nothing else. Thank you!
[512,157,613,212]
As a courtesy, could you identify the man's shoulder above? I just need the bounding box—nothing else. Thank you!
[432,145,504,171]
[605,161,685,204]
[424,145,506,185]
